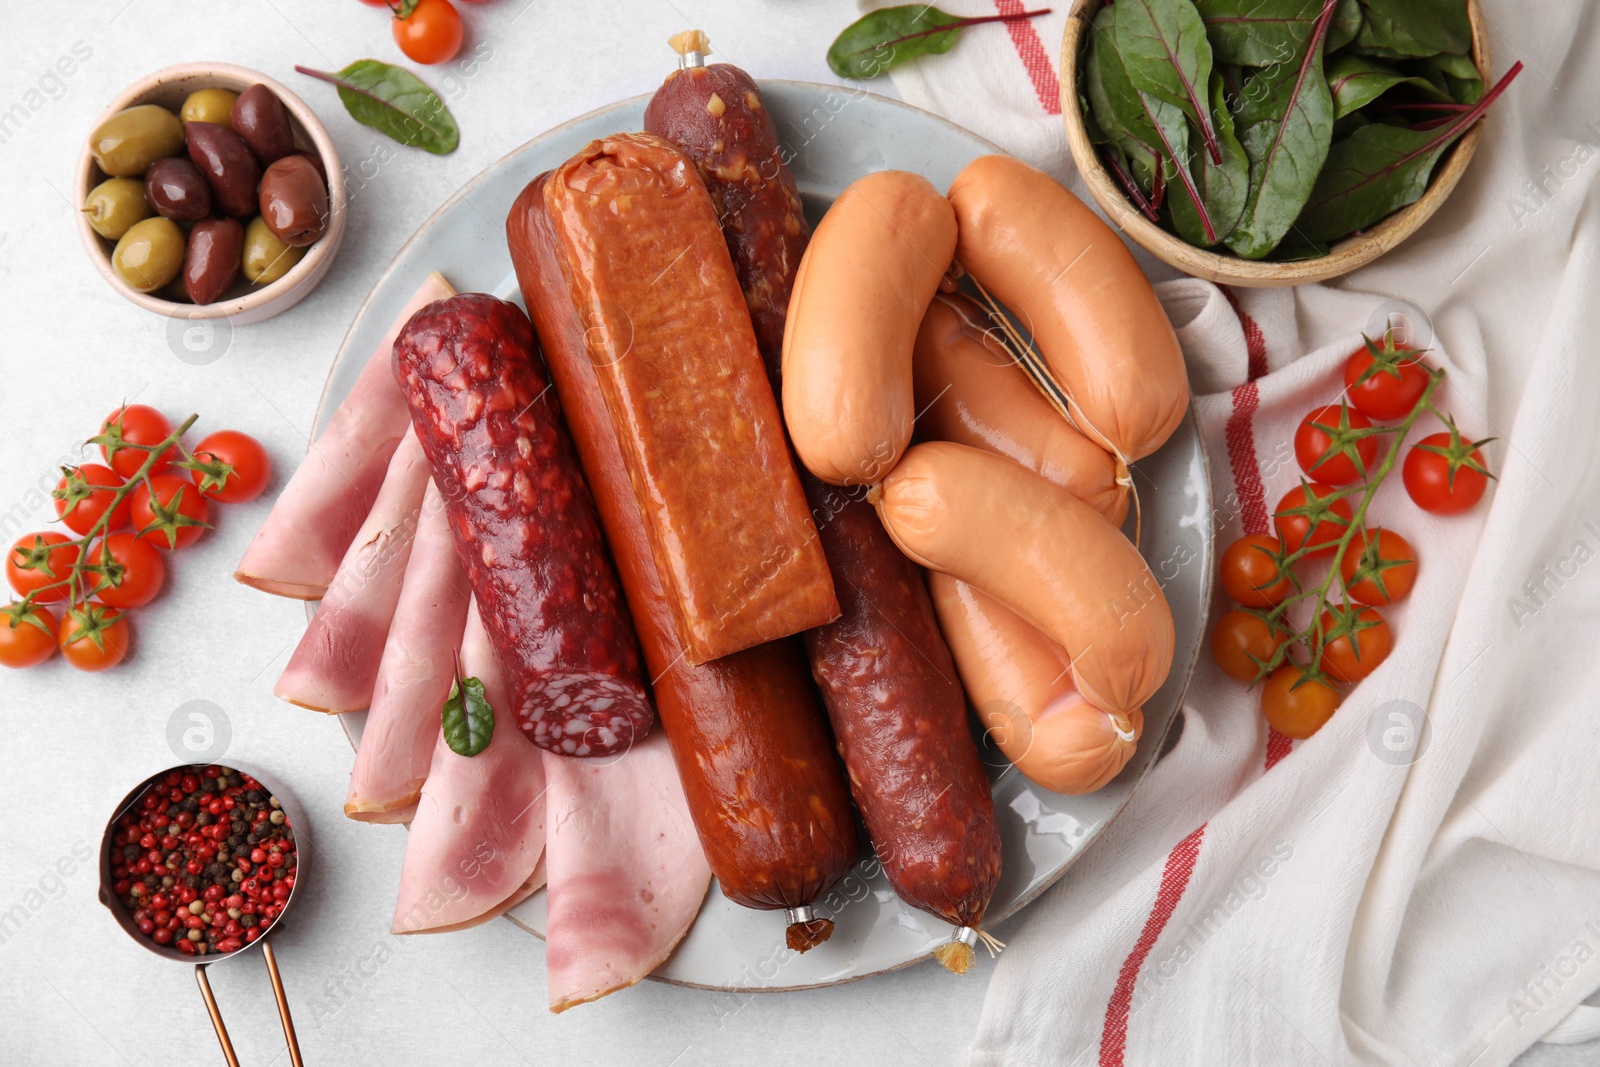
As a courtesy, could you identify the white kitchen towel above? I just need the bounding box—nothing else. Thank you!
[861,1,1600,1064]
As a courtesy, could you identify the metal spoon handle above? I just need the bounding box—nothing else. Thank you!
[262,938,305,1067]
[191,936,303,1067]
[194,964,242,1067]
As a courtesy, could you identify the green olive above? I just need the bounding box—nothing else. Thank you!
[82,177,152,241]
[89,104,185,177]
[180,88,239,128]
[241,215,305,285]
[112,216,185,293]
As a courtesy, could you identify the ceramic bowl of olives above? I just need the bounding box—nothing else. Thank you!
[75,63,346,325]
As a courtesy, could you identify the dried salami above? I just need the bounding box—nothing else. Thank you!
[392,293,652,758]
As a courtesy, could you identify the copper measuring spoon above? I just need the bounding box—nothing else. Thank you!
[99,761,309,1067]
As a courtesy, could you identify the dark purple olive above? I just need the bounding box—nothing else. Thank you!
[144,157,211,222]
[230,84,295,166]
[258,155,329,248]
[294,151,328,188]
[183,217,244,305]
[185,122,260,218]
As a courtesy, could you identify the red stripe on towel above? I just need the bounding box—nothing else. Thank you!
[1099,823,1208,1066]
[994,0,1062,115]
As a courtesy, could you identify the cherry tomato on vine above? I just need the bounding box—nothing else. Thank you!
[190,430,272,504]
[1294,404,1379,486]
[1273,483,1354,557]
[1211,609,1288,683]
[98,405,177,479]
[1318,606,1394,683]
[1404,426,1493,515]
[1219,534,1292,606]
[6,532,80,603]
[58,604,130,672]
[54,463,131,535]
[0,603,58,669]
[1344,334,1432,421]
[1260,663,1342,740]
[393,0,463,65]
[131,474,210,550]
[87,533,166,609]
[1341,528,1417,606]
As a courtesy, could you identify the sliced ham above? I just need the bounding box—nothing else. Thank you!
[542,733,711,1012]
[345,481,472,821]
[235,272,455,600]
[392,601,548,934]
[275,430,430,713]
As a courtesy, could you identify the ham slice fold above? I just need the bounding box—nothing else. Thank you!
[542,734,711,1012]
[392,601,548,934]
[345,480,472,822]
[275,430,430,713]
[235,272,455,599]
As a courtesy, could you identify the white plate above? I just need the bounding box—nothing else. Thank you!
[316,82,1213,991]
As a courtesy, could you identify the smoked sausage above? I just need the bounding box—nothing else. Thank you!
[648,51,1003,967]
[928,572,1143,796]
[913,294,1129,526]
[873,441,1174,714]
[783,169,957,486]
[392,294,652,758]
[642,47,808,373]
[947,155,1188,462]
[509,168,858,952]
[803,482,1002,967]
[528,132,837,665]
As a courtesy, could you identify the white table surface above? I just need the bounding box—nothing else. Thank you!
[0,3,1584,1065]
[0,3,997,1065]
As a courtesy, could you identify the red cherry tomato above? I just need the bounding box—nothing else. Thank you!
[131,474,211,550]
[1344,334,1432,421]
[191,430,272,504]
[1211,609,1288,683]
[1318,607,1394,683]
[1404,428,1492,515]
[0,603,58,669]
[1294,404,1379,486]
[1219,534,1292,607]
[54,463,131,535]
[1273,483,1354,557]
[87,533,167,609]
[1260,664,1342,740]
[59,604,130,672]
[100,405,177,479]
[6,532,80,603]
[393,0,464,64]
[1340,528,1417,606]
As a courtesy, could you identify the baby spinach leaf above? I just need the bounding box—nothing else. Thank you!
[1267,229,1330,259]
[1225,0,1338,258]
[441,662,495,757]
[1327,0,1363,52]
[1087,6,1167,151]
[1115,0,1223,163]
[1355,0,1471,58]
[1171,73,1250,245]
[1411,52,1483,103]
[1326,53,1448,119]
[1294,60,1521,240]
[296,61,459,154]
[1194,0,1320,67]
[1088,5,1209,231]
[826,4,1052,79]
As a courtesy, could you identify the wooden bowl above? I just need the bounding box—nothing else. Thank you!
[1060,0,1490,287]
[76,62,346,324]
